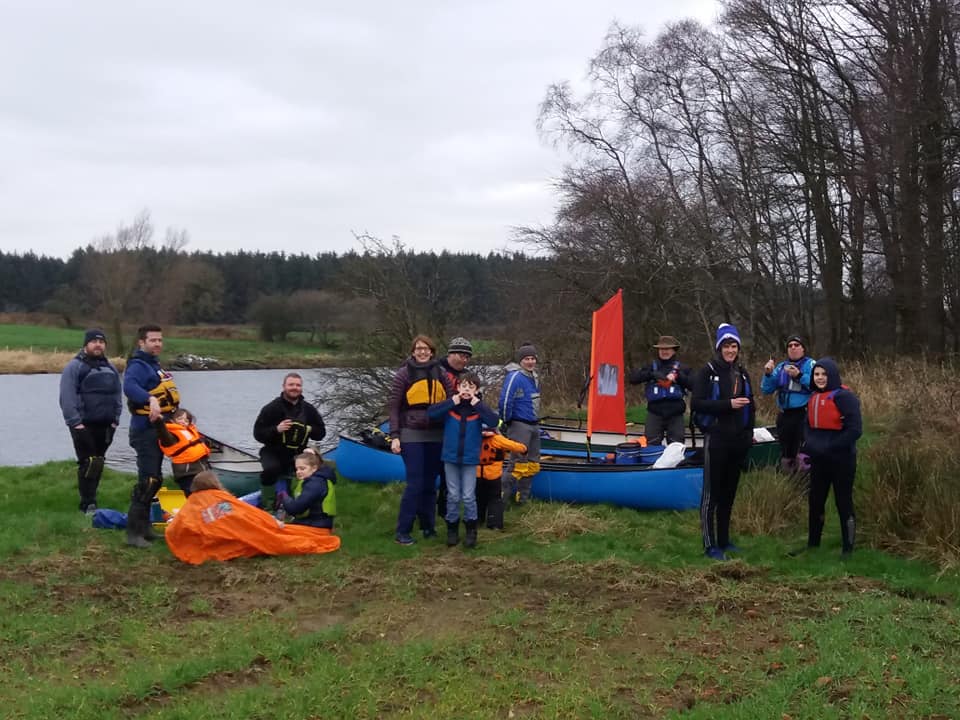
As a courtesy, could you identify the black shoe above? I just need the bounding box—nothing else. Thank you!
[422,528,437,539]
[446,521,460,547]
[787,544,817,557]
[464,520,478,548]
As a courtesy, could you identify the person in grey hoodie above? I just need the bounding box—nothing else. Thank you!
[59,328,122,514]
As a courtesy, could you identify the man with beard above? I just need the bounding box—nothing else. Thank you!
[59,328,122,514]
[253,373,326,512]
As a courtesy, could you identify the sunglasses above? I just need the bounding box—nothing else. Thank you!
[787,342,802,348]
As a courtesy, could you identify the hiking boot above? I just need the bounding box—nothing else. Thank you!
[704,546,726,561]
[464,520,478,549]
[394,533,416,546]
[446,521,460,547]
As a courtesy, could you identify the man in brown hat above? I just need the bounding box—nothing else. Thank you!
[629,335,692,444]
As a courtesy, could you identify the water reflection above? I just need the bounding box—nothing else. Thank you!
[0,369,340,471]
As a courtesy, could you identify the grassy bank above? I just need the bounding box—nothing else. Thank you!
[2,462,959,719]
[0,324,349,373]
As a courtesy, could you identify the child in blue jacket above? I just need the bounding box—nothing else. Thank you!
[428,371,498,548]
[790,357,862,558]
[280,451,337,531]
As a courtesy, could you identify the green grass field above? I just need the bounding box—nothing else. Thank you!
[0,324,345,368]
[2,462,959,719]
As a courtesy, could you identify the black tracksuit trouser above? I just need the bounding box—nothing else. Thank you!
[700,437,750,551]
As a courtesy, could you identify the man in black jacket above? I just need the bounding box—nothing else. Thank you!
[253,373,326,510]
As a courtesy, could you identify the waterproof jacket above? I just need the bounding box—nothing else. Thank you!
[387,358,453,437]
[253,395,326,456]
[690,353,755,448]
[477,432,528,480]
[123,350,178,431]
[165,488,340,564]
[499,363,541,424]
[59,351,122,427]
[628,355,692,418]
[282,466,336,529]
[428,397,499,465]
[761,356,816,411]
[803,358,862,459]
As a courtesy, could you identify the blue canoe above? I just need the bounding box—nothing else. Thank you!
[334,433,712,511]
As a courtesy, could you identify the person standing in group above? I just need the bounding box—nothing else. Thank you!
[253,373,326,513]
[691,324,755,561]
[59,328,122,515]
[428,371,498,548]
[436,336,473,516]
[790,358,862,558]
[389,335,454,545]
[123,324,180,548]
[498,343,542,506]
[628,335,692,445]
[761,335,816,474]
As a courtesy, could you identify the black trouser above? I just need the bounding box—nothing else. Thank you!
[69,423,115,511]
[807,453,856,551]
[776,407,807,461]
[476,477,504,528]
[644,412,685,445]
[700,438,749,550]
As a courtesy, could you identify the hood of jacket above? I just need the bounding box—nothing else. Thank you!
[812,357,842,392]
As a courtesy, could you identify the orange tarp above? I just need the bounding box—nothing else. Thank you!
[165,488,340,565]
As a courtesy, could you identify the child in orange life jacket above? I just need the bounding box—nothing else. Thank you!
[154,408,211,496]
[790,357,862,558]
[476,430,527,530]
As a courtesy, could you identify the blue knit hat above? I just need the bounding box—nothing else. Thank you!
[715,323,742,350]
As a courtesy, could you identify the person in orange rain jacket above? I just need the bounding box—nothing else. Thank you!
[154,408,211,496]
[164,470,340,565]
[476,430,527,530]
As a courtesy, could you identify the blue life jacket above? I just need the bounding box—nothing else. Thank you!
[644,359,685,403]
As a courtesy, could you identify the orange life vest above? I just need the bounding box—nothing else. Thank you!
[476,432,528,480]
[160,423,210,464]
[807,387,846,431]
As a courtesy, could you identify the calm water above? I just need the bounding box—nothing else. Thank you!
[0,368,340,470]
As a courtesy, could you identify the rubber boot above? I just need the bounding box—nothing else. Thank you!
[807,512,825,549]
[464,520,478,549]
[446,520,460,547]
[125,502,150,548]
[840,515,855,558]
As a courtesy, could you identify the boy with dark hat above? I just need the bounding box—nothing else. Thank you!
[629,335,692,444]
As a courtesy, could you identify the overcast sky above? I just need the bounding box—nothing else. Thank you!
[0,1,718,259]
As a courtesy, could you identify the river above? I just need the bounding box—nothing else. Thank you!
[0,369,340,470]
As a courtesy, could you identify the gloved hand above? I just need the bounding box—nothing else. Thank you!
[276,491,291,509]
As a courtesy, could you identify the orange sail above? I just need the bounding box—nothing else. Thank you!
[587,290,625,437]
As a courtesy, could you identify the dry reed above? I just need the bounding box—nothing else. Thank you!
[0,350,126,374]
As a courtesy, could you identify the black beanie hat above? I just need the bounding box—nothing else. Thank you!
[83,328,107,345]
[785,335,805,350]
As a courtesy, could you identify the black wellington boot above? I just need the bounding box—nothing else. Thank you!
[125,502,150,548]
[464,520,478,549]
[840,516,856,559]
[446,520,460,547]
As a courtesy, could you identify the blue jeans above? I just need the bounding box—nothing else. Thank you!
[396,442,442,535]
[444,462,478,523]
[129,425,163,484]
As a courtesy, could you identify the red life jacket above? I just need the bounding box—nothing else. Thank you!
[807,387,847,431]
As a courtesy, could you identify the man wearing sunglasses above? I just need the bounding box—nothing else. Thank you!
[761,335,816,475]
